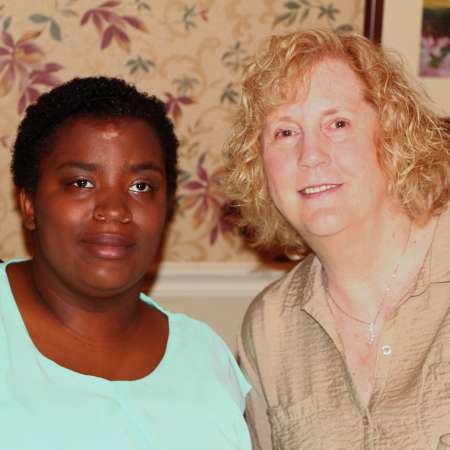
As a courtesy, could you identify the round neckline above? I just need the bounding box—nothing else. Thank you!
[1,259,176,386]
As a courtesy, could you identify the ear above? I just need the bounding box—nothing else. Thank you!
[19,189,37,231]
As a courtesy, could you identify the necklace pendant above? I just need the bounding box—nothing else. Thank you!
[368,322,376,344]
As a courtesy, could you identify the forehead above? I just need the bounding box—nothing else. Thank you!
[54,115,160,150]
[40,115,164,169]
[265,58,369,121]
[55,115,156,138]
[294,58,366,104]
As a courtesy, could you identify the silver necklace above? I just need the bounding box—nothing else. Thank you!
[324,223,412,345]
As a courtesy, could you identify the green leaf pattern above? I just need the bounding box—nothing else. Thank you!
[0,0,363,262]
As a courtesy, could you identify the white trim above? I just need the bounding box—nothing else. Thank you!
[149,262,285,301]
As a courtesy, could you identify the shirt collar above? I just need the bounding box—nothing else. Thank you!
[282,255,330,324]
[283,204,450,310]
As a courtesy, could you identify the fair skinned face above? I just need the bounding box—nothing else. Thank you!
[262,58,391,243]
[21,116,168,299]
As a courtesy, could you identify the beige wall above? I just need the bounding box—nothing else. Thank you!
[0,0,363,350]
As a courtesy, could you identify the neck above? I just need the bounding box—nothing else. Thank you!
[310,209,413,318]
[29,259,144,343]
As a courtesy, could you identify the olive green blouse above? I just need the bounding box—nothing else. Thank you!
[239,206,450,450]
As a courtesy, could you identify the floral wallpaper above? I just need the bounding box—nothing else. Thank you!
[0,0,363,264]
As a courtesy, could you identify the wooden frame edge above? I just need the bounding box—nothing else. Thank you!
[364,0,385,43]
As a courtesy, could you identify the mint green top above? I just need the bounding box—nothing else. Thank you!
[0,261,251,449]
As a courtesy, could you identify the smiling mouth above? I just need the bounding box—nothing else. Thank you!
[81,234,136,260]
[299,184,341,196]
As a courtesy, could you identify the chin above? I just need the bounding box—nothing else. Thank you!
[297,210,348,238]
[81,266,142,296]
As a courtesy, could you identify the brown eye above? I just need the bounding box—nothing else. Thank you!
[274,129,296,139]
[129,182,152,193]
[332,120,348,129]
[72,179,94,189]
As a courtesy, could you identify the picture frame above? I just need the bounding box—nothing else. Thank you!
[364,0,384,43]
[364,0,450,119]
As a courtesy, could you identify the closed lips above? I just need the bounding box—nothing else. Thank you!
[81,234,135,247]
[81,234,136,259]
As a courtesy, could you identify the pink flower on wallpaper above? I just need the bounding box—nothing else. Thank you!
[80,0,148,52]
[0,30,43,95]
[0,30,63,113]
[0,135,9,149]
[209,202,236,246]
[18,63,63,113]
[178,162,236,245]
[164,92,194,123]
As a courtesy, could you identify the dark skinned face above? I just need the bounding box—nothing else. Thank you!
[21,116,168,300]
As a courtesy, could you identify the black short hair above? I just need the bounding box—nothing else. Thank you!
[11,76,178,208]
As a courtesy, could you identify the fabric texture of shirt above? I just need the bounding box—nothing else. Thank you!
[238,206,450,450]
[0,260,251,450]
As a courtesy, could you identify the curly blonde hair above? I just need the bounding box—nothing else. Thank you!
[223,28,450,256]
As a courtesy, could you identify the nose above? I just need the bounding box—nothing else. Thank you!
[297,129,330,169]
[93,189,132,224]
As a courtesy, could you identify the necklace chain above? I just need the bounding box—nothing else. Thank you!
[324,223,412,344]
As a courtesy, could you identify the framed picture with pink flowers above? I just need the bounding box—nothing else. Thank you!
[365,0,450,118]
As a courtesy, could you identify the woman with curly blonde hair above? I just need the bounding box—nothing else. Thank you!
[224,28,450,449]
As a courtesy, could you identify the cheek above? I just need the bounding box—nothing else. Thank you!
[134,200,167,235]
[337,136,380,175]
[361,145,386,184]
[263,150,294,193]
[262,152,301,219]
[337,140,388,201]
[35,198,92,234]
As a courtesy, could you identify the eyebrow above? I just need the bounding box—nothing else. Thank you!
[56,161,164,174]
[127,162,164,175]
[322,108,339,117]
[56,161,98,172]
[267,108,350,124]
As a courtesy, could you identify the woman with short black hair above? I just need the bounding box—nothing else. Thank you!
[3,76,251,450]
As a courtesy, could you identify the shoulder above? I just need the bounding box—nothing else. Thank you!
[241,254,316,339]
[140,292,231,352]
[0,260,6,278]
[0,259,16,289]
[436,202,450,228]
[174,312,230,352]
[0,261,8,300]
[142,293,250,393]
[430,203,450,283]
[171,312,251,409]
[239,254,319,370]
[174,313,242,377]
[141,292,227,350]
